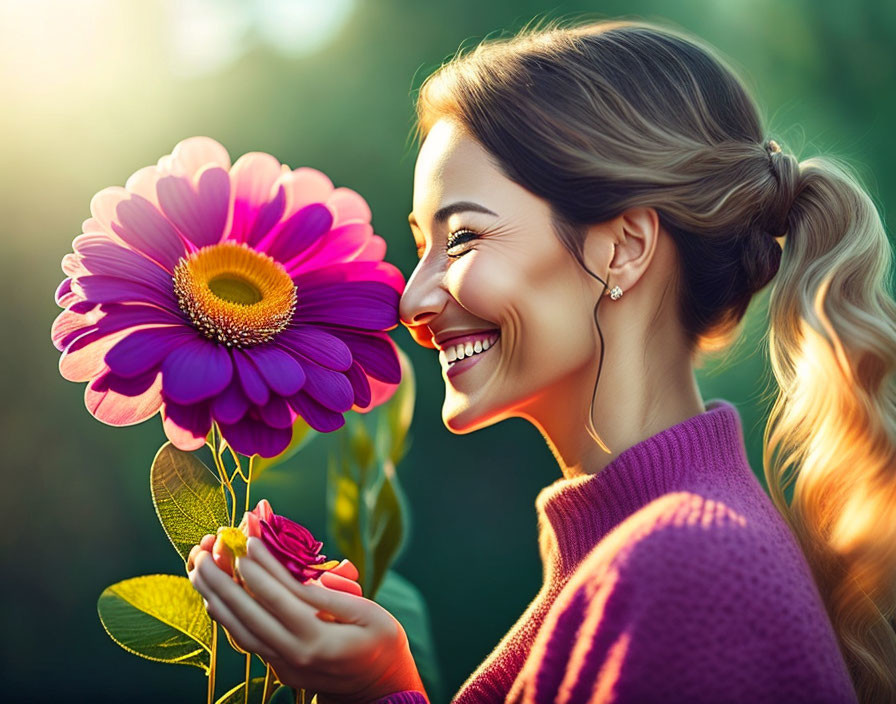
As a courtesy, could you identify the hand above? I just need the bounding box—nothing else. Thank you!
[188,536,428,703]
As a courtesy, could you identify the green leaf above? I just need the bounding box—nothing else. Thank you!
[97,574,211,672]
[251,416,317,479]
[150,442,229,562]
[216,677,294,703]
[374,571,443,704]
[376,346,415,467]
[268,685,297,703]
[327,454,366,586]
[367,468,404,599]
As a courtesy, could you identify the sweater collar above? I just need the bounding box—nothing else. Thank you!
[535,398,751,580]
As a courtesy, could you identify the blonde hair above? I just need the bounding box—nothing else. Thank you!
[411,15,896,702]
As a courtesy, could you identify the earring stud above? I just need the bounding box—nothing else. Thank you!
[609,285,623,300]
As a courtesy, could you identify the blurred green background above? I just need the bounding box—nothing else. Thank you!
[2,0,893,700]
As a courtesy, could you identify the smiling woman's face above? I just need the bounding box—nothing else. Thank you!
[399,118,604,433]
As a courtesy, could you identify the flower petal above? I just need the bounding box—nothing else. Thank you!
[157,167,231,248]
[60,327,136,382]
[257,395,295,429]
[228,152,283,243]
[291,258,405,295]
[58,303,182,353]
[287,222,372,274]
[161,399,212,452]
[55,278,79,308]
[345,360,371,409]
[85,369,163,426]
[350,234,387,263]
[263,203,333,265]
[278,167,334,218]
[74,235,173,294]
[110,193,189,271]
[161,338,234,404]
[163,136,232,178]
[105,326,196,378]
[211,381,250,425]
[294,281,399,331]
[326,186,372,226]
[218,412,292,458]
[51,306,101,351]
[233,348,270,406]
[299,361,354,413]
[317,327,401,383]
[124,165,163,208]
[248,346,306,397]
[276,327,352,372]
[246,184,286,248]
[287,390,345,433]
[74,274,179,312]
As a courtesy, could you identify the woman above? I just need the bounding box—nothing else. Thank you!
[188,18,896,704]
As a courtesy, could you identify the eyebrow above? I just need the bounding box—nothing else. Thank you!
[407,201,498,229]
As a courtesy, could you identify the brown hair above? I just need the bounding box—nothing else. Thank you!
[411,16,896,702]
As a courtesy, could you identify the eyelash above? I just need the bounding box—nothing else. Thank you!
[414,228,479,260]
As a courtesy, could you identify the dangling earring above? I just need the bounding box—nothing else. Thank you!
[609,285,623,300]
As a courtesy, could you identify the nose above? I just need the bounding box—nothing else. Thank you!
[399,261,449,349]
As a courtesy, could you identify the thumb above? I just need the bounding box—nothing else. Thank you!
[245,537,371,624]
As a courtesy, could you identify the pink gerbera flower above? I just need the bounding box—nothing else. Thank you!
[52,137,404,457]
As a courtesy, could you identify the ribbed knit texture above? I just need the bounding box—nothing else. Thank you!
[375,399,857,704]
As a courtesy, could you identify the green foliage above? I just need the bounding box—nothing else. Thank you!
[216,677,293,703]
[374,570,443,704]
[97,574,212,672]
[150,442,230,562]
[251,416,318,479]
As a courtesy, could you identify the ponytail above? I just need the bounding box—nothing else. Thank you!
[764,154,896,702]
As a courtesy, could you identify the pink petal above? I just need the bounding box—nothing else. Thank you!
[350,234,387,262]
[85,369,164,426]
[59,327,138,382]
[157,167,230,248]
[278,167,334,218]
[326,187,371,227]
[161,399,212,452]
[361,376,400,413]
[62,253,88,278]
[290,259,405,296]
[163,136,232,178]
[51,306,103,351]
[287,222,372,273]
[55,278,82,308]
[125,165,163,208]
[228,152,284,243]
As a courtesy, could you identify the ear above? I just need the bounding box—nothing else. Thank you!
[583,207,659,296]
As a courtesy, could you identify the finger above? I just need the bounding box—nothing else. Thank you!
[246,537,370,625]
[193,550,301,658]
[187,534,216,572]
[191,565,278,660]
[237,556,320,639]
[200,533,216,551]
[330,559,359,581]
[318,570,363,596]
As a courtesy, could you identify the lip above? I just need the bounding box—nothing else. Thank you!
[433,328,500,350]
[443,336,499,380]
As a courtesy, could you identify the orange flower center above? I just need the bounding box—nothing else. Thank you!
[172,241,297,348]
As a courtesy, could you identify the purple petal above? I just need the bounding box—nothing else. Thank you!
[287,390,346,433]
[290,258,405,295]
[59,327,134,383]
[91,367,161,396]
[109,192,188,271]
[233,348,270,406]
[218,411,293,458]
[55,278,79,307]
[62,304,184,352]
[246,184,286,247]
[156,168,230,248]
[162,398,213,452]
[228,152,284,243]
[299,361,354,413]
[345,360,371,409]
[294,281,399,331]
[263,203,333,265]
[317,327,401,383]
[211,382,250,425]
[257,395,295,429]
[247,345,306,397]
[276,326,352,372]
[161,338,233,405]
[74,235,173,294]
[105,327,196,378]
[75,275,180,313]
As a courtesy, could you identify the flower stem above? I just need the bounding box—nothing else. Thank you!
[211,424,238,526]
[243,651,251,704]
[208,621,218,704]
[262,663,272,703]
[246,455,254,512]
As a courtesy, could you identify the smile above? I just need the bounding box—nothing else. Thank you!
[440,332,500,380]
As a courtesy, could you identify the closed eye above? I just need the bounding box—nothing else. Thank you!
[445,228,478,258]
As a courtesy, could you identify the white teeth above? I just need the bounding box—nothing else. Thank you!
[482,339,490,350]
[441,333,500,366]
[473,340,482,353]
[464,342,474,356]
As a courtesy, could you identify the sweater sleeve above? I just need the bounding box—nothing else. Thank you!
[506,514,858,704]
[369,693,428,704]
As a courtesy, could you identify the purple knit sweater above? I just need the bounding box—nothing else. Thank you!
[374,399,858,704]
